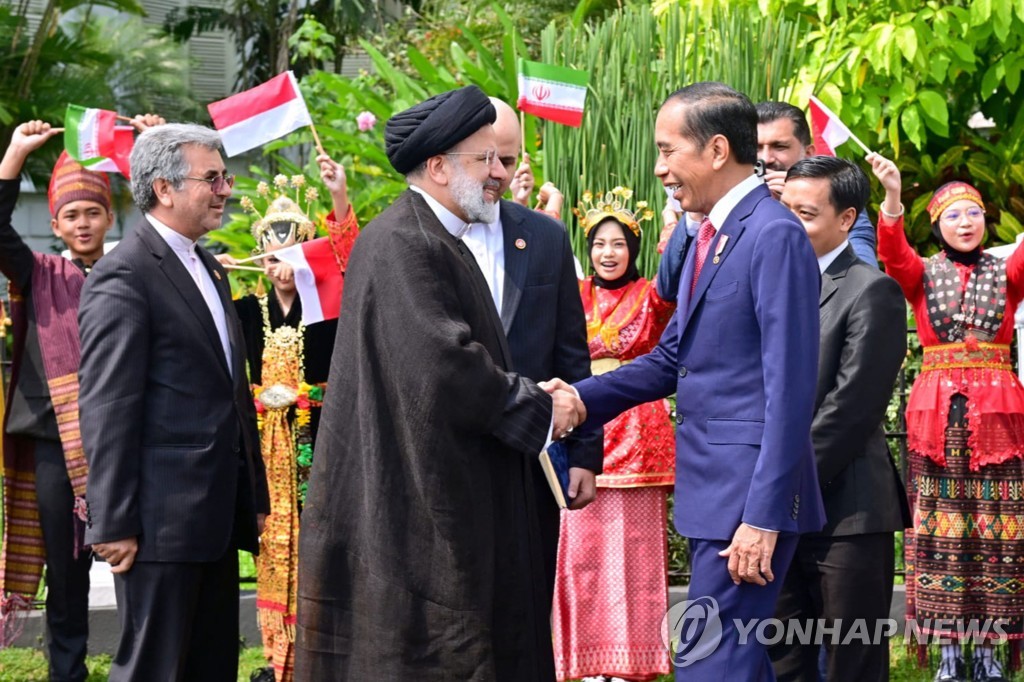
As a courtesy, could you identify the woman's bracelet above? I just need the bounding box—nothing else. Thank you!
[880,202,905,219]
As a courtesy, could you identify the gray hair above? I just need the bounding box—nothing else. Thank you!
[130,123,224,211]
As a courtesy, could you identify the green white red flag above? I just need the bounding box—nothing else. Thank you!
[516,59,589,128]
[64,105,133,176]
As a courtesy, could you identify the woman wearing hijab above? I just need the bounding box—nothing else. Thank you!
[870,154,1024,682]
[552,188,677,682]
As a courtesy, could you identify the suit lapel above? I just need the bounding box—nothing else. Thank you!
[820,245,858,308]
[138,222,232,382]
[499,202,530,334]
[681,219,746,332]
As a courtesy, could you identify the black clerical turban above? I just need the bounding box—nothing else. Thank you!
[385,86,497,175]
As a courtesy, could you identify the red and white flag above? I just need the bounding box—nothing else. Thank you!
[808,96,855,157]
[271,237,343,324]
[207,72,313,157]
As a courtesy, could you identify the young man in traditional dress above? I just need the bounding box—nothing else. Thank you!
[0,116,159,680]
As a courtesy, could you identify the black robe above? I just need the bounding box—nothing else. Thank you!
[295,189,556,681]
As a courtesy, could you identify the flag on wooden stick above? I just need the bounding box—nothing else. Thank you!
[208,72,314,157]
[516,59,590,128]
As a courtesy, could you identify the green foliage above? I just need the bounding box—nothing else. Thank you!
[747,0,1024,251]
[0,6,194,183]
[541,3,812,276]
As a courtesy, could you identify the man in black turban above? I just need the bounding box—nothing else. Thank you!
[295,86,584,681]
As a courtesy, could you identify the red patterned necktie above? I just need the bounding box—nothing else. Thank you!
[690,217,716,296]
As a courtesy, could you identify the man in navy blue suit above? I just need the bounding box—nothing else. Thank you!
[557,82,826,680]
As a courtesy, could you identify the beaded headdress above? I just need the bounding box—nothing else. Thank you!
[927,181,985,224]
[573,186,653,238]
[241,174,319,252]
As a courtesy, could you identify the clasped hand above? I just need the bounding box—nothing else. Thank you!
[538,378,586,441]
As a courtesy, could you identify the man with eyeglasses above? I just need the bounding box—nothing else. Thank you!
[0,115,159,682]
[296,85,584,680]
[78,123,270,680]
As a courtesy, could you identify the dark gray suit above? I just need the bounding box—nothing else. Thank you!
[770,244,911,682]
[497,200,602,603]
[78,220,269,681]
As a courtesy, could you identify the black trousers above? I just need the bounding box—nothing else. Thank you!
[110,550,239,682]
[33,437,92,682]
[769,532,895,682]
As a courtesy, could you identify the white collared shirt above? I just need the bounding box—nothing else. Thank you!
[707,173,766,232]
[146,214,232,375]
[462,219,505,314]
[817,240,849,274]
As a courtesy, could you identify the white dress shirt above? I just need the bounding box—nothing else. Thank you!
[146,214,232,375]
[817,240,849,274]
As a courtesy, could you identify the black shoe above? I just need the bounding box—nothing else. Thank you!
[972,657,1008,682]
[934,657,967,682]
[250,667,275,682]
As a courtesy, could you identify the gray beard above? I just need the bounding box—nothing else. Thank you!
[450,165,499,224]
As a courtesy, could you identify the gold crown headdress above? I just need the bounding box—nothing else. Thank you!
[241,174,320,252]
[573,186,653,238]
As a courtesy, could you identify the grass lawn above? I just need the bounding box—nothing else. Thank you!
[2,641,1020,681]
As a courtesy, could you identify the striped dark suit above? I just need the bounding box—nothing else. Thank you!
[78,220,269,681]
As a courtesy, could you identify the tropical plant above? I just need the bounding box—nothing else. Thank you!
[163,0,401,92]
[0,4,195,182]
[740,0,1024,252]
[540,3,813,277]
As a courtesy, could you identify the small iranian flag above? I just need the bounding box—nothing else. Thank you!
[808,96,870,156]
[208,72,313,157]
[271,237,344,324]
[64,105,133,176]
[516,59,589,128]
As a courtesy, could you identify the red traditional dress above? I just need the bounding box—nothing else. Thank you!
[879,213,1024,640]
[552,276,676,681]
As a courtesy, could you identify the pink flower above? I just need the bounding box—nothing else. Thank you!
[356,111,377,132]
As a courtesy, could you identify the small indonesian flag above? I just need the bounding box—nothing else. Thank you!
[207,72,313,157]
[516,59,589,128]
[271,237,343,324]
[64,105,133,176]
[808,96,854,157]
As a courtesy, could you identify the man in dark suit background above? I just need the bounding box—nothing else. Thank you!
[78,123,269,681]
[561,82,825,680]
[476,98,601,601]
[771,156,909,682]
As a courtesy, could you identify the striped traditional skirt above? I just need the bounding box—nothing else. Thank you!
[551,486,672,681]
[906,393,1024,639]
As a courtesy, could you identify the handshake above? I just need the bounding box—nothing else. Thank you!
[539,378,587,441]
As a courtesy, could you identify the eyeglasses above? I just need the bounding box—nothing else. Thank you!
[445,150,499,167]
[940,207,985,224]
[184,174,235,194]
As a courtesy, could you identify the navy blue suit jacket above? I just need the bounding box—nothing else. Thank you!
[576,183,826,540]
[499,200,602,472]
